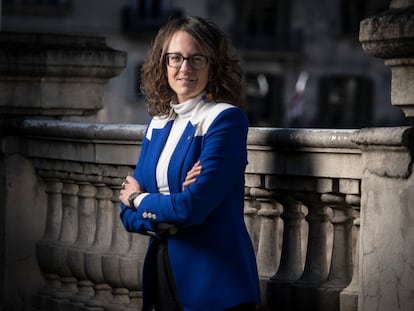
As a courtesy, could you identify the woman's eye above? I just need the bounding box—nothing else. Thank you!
[171,55,182,62]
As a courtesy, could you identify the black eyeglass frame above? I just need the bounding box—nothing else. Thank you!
[165,53,209,70]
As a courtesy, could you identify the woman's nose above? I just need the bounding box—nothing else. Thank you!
[180,59,192,71]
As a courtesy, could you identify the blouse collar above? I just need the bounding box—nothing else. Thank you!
[170,92,205,119]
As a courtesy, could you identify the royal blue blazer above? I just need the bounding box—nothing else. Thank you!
[120,98,261,311]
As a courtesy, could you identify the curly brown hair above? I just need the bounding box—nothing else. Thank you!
[140,16,246,117]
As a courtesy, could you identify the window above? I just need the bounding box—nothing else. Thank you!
[232,0,293,51]
[317,75,373,128]
[3,0,72,16]
[245,72,284,127]
[121,0,182,36]
[341,0,390,36]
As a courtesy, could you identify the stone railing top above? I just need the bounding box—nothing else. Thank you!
[19,121,360,149]
[247,127,358,149]
[15,120,145,168]
[391,0,414,9]
[352,126,414,148]
[16,120,413,180]
[352,126,414,178]
[14,121,364,178]
[18,119,147,141]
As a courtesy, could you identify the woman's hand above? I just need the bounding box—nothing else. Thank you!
[182,160,202,190]
[119,175,142,207]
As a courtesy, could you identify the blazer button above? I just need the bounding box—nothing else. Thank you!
[168,226,178,235]
[151,213,157,220]
[147,212,153,219]
[142,211,147,218]
[146,230,156,237]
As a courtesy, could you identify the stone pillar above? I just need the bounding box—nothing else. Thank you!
[360,0,414,117]
[0,32,126,310]
[359,2,414,310]
[0,32,127,119]
[353,127,414,311]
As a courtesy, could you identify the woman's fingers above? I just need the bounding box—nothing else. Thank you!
[119,175,142,206]
[182,161,202,190]
[182,177,197,189]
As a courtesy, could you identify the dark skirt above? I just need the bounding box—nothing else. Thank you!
[155,240,183,311]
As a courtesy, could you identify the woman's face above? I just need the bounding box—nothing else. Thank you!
[166,30,209,103]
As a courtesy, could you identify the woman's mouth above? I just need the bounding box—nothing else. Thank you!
[178,77,194,82]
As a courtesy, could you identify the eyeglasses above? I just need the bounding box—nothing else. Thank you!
[165,53,208,70]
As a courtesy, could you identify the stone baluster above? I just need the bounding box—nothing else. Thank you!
[267,192,306,311]
[33,178,63,308]
[82,184,114,310]
[317,193,354,310]
[119,231,149,311]
[251,188,283,306]
[291,193,331,311]
[255,193,283,279]
[339,195,361,311]
[243,195,260,253]
[47,180,80,309]
[65,182,97,309]
[102,187,131,311]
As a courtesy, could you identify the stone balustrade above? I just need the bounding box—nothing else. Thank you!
[14,119,367,311]
[245,128,361,311]
[2,117,413,311]
[16,120,147,311]
[10,120,412,311]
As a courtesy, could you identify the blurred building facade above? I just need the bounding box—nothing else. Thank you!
[1,0,408,128]
[2,1,414,311]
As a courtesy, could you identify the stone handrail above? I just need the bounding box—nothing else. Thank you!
[16,119,366,310]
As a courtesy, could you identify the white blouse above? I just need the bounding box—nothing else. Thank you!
[156,94,202,194]
[133,93,203,209]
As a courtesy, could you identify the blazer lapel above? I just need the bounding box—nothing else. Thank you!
[145,120,174,193]
[167,122,196,193]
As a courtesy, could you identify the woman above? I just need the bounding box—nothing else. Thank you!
[119,16,260,311]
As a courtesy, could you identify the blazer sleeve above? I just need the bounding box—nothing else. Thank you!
[119,122,161,236]
[131,107,248,227]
